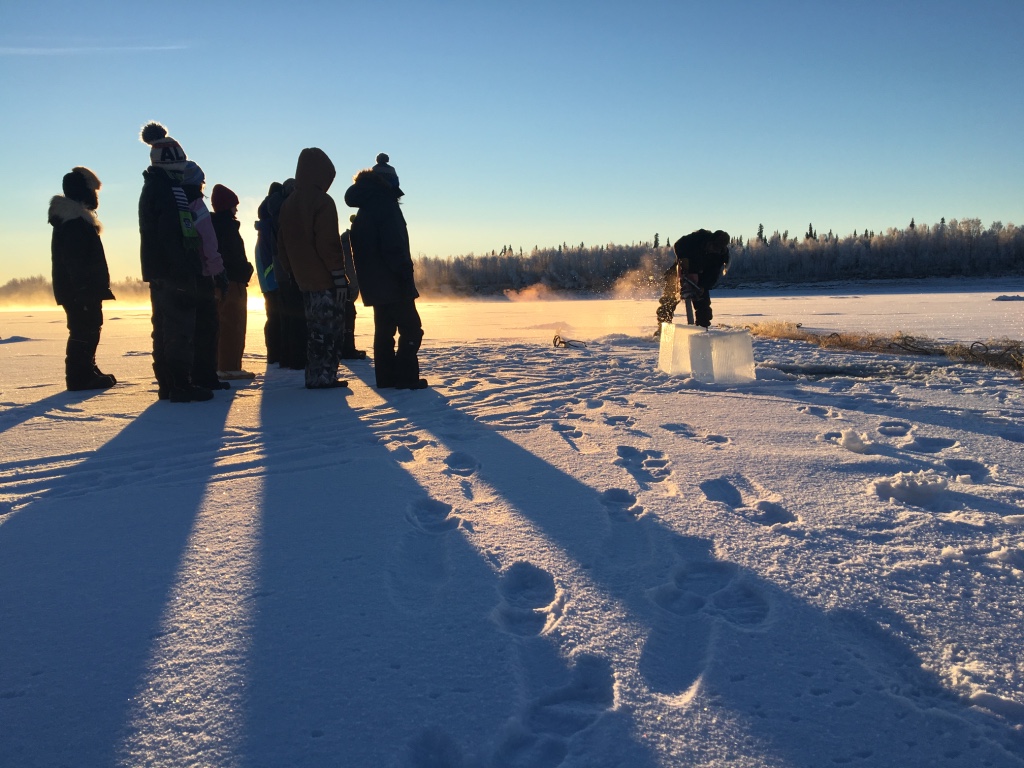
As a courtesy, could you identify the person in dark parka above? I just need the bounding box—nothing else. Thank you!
[255,182,284,364]
[138,121,212,402]
[258,182,305,370]
[656,229,731,330]
[48,166,117,391]
[344,169,425,389]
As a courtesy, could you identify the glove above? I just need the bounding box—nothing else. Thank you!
[214,272,230,297]
[680,273,701,300]
[331,269,349,304]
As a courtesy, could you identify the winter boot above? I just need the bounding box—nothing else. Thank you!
[93,365,116,386]
[66,338,113,391]
[395,378,429,390]
[154,362,171,400]
[168,384,214,403]
[165,369,213,403]
[341,329,367,360]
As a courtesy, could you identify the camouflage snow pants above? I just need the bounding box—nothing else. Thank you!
[302,289,346,387]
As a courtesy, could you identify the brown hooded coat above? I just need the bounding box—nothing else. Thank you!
[276,147,346,292]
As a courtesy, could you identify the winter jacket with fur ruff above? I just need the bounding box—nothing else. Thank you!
[276,148,346,292]
[48,196,115,306]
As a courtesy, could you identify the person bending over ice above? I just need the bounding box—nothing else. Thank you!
[656,229,730,331]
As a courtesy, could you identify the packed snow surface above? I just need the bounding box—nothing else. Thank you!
[1,281,1023,767]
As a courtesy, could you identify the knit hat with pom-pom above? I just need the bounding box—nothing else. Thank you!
[140,121,187,171]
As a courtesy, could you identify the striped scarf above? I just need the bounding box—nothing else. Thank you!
[171,183,201,254]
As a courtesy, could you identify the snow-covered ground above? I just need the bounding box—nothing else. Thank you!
[1,281,1023,767]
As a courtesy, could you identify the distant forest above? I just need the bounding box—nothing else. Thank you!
[416,218,1023,297]
[3,218,1021,305]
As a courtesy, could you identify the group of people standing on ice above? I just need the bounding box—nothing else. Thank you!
[48,122,426,400]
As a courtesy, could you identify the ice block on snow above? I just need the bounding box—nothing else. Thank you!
[657,323,755,383]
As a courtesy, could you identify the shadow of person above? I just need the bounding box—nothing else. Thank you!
[239,374,529,767]
[380,386,1024,766]
[0,397,233,767]
[0,388,113,437]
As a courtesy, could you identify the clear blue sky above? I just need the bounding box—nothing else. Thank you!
[2,0,1021,283]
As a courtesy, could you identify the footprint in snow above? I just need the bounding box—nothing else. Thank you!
[796,404,842,419]
[614,445,671,487]
[943,458,990,483]
[387,498,460,614]
[406,497,462,534]
[552,422,584,446]
[999,428,1024,444]
[641,558,768,698]
[493,654,614,768]
[443,451,480,477]
[649,559,769,627]
[700,477,798,530]
[599,487,642,516]
[699,477,744,508]
[899,435,957,454]
[741,500,799,527]
[492,561,563,637]
[661,422,697,438]
[598,488,652,571]
[876,420,912,437]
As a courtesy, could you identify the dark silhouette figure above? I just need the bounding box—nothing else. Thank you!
[344,170,425,390]
[48,166,117,391]
[656,229,730,330]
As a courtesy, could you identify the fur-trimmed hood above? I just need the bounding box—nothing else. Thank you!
[48,195,102,233]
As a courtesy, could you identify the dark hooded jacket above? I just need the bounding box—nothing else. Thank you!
[672,229,730,290]
[344,170,417,306]
[276,148,346,292]
[138,166,203,282]
[48,195,115,306]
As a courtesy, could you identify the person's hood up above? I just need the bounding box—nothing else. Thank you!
[294,148,336,193]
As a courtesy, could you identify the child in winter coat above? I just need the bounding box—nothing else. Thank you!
[182,162,230,391]
[48,166,117,391]
[210,184,256,380]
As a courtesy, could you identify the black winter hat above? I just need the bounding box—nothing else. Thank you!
[62,166,101,206]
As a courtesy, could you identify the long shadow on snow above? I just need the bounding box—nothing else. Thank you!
[240,372,627,768]
[386,385,1024,767]
[0,388,112,437]
[0,396,231,767]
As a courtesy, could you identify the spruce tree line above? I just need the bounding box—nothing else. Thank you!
[3,218,1021,303]
[414,218,1023,296]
